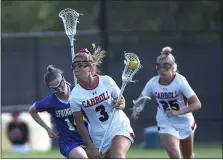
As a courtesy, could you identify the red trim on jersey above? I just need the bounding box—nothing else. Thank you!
[79,75,100,90]
[130,132,136,139]
[191,121,196,130]
[159,73,176,86]
[183,95,188,106]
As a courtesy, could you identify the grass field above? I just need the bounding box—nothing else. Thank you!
[1,143,222,158]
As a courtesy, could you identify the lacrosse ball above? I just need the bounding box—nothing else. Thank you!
[130,60,138,69]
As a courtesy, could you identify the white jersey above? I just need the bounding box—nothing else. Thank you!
[142,73,196,127]
[69,75,132,138]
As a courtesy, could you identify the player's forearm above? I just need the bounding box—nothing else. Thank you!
[179,102,201,115]
[29,111,50,131]
[76,124,92,146]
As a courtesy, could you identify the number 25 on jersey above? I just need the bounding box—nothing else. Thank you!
[159,100,180,111]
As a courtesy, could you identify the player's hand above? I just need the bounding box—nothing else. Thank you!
[112,96,125,110]
[87,143,100,158]
[46,128,58,139]
[166,110,180,117]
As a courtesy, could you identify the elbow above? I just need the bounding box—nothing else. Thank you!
[197,102,202,110]
[28,105,37,115]
[195,101,202,111]
[28,107,33,114]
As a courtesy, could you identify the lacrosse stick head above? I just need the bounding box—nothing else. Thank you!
[122,52,142,83]
[131,96,151,120]
[59,8,83,39]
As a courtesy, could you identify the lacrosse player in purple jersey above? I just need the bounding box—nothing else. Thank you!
[68,47,135,159]
[28,65,94,159]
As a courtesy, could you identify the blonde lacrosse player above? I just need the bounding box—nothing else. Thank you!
[132,46,201,159]
[68,46,135,158]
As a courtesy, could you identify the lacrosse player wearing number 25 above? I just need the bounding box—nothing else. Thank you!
[132,46,201,159]
[29,65,93,159]
[68,46,135,158]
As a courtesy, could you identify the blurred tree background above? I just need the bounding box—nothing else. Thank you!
[2,1,220,33]
[2,1,101,32]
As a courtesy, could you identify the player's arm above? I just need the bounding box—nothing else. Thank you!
[28,103,51,131]
[69,97,100,158]
[73,111,92,146]
[178,77,201,115]
[28,103,58,138]
[73,111,100,158]
[69,97,94,146]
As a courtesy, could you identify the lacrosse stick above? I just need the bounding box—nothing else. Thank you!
[99,52,143,155]
[131,96,151,120]
[59,8,83,86]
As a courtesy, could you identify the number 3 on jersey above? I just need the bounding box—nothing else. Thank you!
[95,105,109,122]
[159,100,180,111]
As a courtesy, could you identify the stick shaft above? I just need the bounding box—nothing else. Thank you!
[69,37,77,86]
[99,82,127,154]
[117,83,127,102]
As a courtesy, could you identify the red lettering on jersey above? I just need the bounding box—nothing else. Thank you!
[87,100,91,106]
[90,98,96,106]
[155,92,178,99]
[82,101,86,107]
[95,96,100,104]
[161,93,164,98]
[164,93,168,98]
[99,93,104,102]
[82,91,110,108]
[105,91,109,98]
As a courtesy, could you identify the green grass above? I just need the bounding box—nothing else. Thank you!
[1,143,222,158]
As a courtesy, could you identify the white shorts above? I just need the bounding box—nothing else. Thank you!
[157,120,197,140]
[91,121,135,154]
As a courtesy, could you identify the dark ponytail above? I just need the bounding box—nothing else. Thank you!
[44,65,64,84]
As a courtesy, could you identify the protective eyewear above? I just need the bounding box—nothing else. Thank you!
[71,60,90,70]
[156,63,172,71]
[49,78,65,92]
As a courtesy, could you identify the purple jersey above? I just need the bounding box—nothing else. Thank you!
[35,85,86,145]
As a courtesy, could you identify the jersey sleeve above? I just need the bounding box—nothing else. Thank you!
[105,76,121,99]
[69,92,82,113]
[141,79,153,97]
[179,76,196,98]
[35,98,50,112]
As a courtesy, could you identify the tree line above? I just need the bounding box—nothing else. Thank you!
[2,1,220,33]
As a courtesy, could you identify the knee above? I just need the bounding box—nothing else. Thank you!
[110,151,125,159]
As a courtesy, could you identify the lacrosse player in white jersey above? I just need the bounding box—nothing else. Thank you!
[132,46,201,159]
[68,46,135,158]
